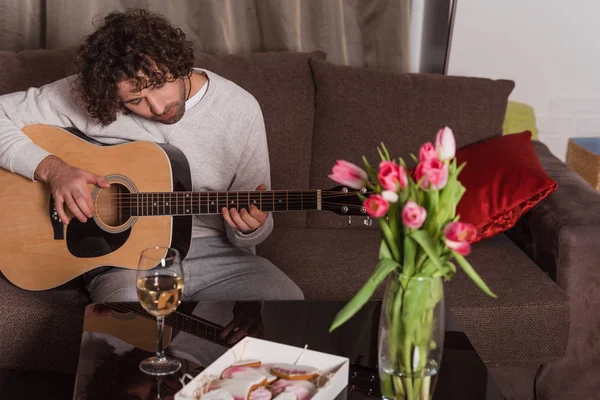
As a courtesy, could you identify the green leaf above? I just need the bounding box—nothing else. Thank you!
[380,218,401,261]
[378,147,387,162]
[362,155,379,184]
[410,230,443,269]
[379,240,393,260]
[330,258,399,331]
[403,236,417,277]
[453,252,497,298]
[381,142,391,161]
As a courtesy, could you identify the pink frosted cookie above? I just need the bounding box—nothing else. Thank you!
[202,388,235,400]
[272,393,296,400]
[222,366,268,385]
[271,380,316,400]
[257,365,278,384]
[208,379,261,400]
[270,364,319,381]
[249,386,273,400]
[232,359,261,368]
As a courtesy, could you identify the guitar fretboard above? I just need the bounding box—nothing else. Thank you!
[120,190,320,217]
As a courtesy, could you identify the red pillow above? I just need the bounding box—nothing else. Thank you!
[455,131,557,243]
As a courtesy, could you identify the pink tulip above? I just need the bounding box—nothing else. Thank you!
[444,222,477,255]
[363,194,389,218]
[414,159,448,190]
[419,142,438,162]
[329,160,368,189]
[402,201,427,229]
[378,161,407,192]
[435,126,456,161]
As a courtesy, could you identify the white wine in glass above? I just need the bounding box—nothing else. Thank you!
[136,247,184,376]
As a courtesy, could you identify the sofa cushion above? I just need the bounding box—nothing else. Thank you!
[258,228,568,364]
[307,58,515,229]
[0,273,89,373]
[0,47,78,96]
[195,52,324,228]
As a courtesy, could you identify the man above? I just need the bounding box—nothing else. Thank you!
[0,9,303,302]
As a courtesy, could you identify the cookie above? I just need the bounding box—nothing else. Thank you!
[272,393,297,400]
[271,379,316,400]
[249,386,273,400]
[231,359,261,368]
[270,364,319,381]
[257,365,278,384]
[221,366,268,385]
[202,388,235,400]
[209,379,262,400]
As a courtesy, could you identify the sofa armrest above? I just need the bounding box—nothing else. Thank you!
[518,141,600,283]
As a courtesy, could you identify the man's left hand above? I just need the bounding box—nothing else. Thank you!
[222,184,268,234]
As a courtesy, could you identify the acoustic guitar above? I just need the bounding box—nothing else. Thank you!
[0,125,368,290]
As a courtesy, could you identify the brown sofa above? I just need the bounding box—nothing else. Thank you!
[0,48,598,400]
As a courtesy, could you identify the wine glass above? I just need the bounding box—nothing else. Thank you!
[136,247,185,375]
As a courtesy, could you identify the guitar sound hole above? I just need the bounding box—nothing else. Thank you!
[96,183,131,227]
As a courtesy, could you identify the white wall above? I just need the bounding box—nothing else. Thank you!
[447,0,600,160]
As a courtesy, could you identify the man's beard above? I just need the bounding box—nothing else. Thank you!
[151,77,187,124]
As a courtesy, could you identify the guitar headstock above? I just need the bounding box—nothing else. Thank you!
[321,186,371,216]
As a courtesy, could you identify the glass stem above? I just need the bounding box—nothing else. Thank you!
[156,316,166,360]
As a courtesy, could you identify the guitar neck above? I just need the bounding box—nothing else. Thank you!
[107,303,231,347]
[121,189,321,217]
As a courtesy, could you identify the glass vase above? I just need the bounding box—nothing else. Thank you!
[378,272,445,400]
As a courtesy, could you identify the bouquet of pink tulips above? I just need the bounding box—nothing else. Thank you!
[328,127,496,400]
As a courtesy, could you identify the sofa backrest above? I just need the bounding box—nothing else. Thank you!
[0,48,78,95]
[306,58,515,229]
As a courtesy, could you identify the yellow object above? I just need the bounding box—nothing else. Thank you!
[503,101,538,140]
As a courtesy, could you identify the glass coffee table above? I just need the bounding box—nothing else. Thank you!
[73,301,505,400]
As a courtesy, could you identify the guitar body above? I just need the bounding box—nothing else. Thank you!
[0,125,192,290]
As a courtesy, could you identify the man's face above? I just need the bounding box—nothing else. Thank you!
[118,74,187,124]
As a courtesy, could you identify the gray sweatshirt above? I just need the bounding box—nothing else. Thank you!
[0,68,273,248]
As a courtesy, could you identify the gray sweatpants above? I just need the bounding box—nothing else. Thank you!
[85,236,304,302]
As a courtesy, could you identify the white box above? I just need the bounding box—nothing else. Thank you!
[175,337,349,400]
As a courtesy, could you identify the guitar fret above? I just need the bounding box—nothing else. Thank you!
[274,191,287,211]
[248,191,260,212]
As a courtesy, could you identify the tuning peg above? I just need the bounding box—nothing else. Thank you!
[363,216,372,227]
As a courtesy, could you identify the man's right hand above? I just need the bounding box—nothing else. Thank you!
[34,155,110,225]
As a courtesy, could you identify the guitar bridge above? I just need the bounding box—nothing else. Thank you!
[49,196,64,240]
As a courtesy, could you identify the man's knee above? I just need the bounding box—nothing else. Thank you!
[87,268,139,303]
[256,259,304,300]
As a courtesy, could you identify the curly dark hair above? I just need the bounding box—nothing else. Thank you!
[73,8,194,125]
